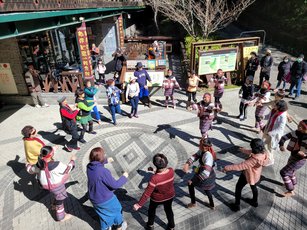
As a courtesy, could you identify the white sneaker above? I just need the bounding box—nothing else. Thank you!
[35,105,41,108]
[121,221,127,230]
[239,115,244,121]
[42,103,49,108]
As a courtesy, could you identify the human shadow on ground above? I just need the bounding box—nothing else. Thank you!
[137,169,154,190]
[288,100,307,109]
[7,155,96,227]
[38,130,67,146]
[213,126,253,146]
[153,124,200,147]
[154,98,188,110]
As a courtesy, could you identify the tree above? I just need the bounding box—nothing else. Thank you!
[144,0,161,34]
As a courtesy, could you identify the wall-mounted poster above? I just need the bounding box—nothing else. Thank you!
[125,71,165,86]
[198,48,238,75]
[0,63,18,94]
[243,46,259,68]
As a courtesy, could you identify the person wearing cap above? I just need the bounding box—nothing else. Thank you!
[126,76,140,118]
[134,62,152,108]
[26,146,76,222]
[106,79,122,125]
[237,76,254,121]
[259,49,273,87]
[276,56,291,90]
[186,70,203,110]
[245,51,259,78]
[24,64,49,108]
[183,138,217,210]
[288,54,307,100]
[58,96,80,152]
[162,69,180,109]
[279,120,307,197]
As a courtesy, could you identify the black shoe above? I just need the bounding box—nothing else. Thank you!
[245,198,258,207]
[230,203,240,212]
[145,224,154,230]
[88,131,97,135]
[79,139,86,143]
[236,115,241,119]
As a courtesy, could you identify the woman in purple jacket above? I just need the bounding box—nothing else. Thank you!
[87,147,128,230]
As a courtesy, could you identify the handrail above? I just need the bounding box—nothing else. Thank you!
[240,30,266,46]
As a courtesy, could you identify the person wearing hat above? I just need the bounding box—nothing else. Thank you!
[106,79,122,125]
[58,96,80,152]
[126,76,140,118]
[288,54,307,100]
[279,120,307,197]
[186,70,203,110]
[276,56,291,90]
[162,69,180,109]
[134,62,152,108]
[259,49,273,87]
[245,51,259,78]
[237,76,254,121]
[183,138,217,210]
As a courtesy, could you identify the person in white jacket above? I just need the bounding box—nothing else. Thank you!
[263,100,288,165]
[126,76,140,118]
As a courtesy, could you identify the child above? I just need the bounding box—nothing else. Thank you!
[183,138,217,210]
[223,138,268,211]
[134,154,175,230]
[21,125,45,165]
[237,76,254,121]
[75,88,96,143]
[84,80,102,124]
[162,69,180,109]
[106,79,122,125]
[27,146,76,221]
[125,76,140,118]
[96,59,106,84]
[186,70,203,110]
[279,120,307,197]
[210,69,227,119]
[192,93,215,139]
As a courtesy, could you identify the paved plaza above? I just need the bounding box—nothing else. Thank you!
[0,84,306,230]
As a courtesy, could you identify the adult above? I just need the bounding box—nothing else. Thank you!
[134,62,152,108]
[276,56,291,90]
[183,138,216,210]
[259,49,273,86]
[84,80,102,124]
[24,64,49,108]
[58,96,80,152]
[263,100,288,166]
[106,79,122,125]
[288,54,307,100]
[134,154,175,230]
[245,51,259,78]
[186,70,203,110]
[125,76,140,118]
[162,69,180,109]
[210,69,227,119]
[223,138,268,211]
[87,147,128,230]
[113,48,126,79]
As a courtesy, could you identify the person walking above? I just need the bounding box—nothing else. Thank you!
[134,154,175,230]
[162,69,180,109]
[276,56,291,90]
[259,49,273,86]
[288,54,307,100]
[134,62,152,108]
[125,76,140,118]
[75,89,96,143]
[237,76,254,121]
[106,79,122,125]
[210,69,227,119]
[183,138,216,210]
[186,70,203,110]
[58,96,81,152]
[84,80,102,124]
[279,120,307,197]
[223,138,268,211]
[245,51,259,79]
[87,147,128,230]
[26,146,76,222]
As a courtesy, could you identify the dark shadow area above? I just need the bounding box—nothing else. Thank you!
[288,100,307,109]
[0,105,25,123]
[137,169,154,189]
[38,130,67,146]
[214,126,253,145]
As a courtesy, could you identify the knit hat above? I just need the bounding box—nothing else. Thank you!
[57,96,66,104]
[266,49,271,54]
[246,75,254,82]
[261,81,271,89]
[299,54,304,59]
[299,120,307,131]
[135,62,143,68]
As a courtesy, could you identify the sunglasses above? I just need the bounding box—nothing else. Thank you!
[31,129,36,135]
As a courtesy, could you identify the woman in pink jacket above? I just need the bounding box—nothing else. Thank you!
[223,138,268,211]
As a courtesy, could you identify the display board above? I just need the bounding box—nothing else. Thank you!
[198,48,238,75]
[125,71,165,87]
[0,63,18,94]
[126,59,167,70]
[243,46,259,68]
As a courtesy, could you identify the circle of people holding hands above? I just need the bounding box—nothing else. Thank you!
[21,52,307,230]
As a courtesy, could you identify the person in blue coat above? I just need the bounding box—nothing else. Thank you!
[134,62,152,108]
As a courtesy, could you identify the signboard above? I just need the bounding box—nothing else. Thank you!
[126,59,167,70]
[126,60,148,69]
[198,48,238,75]
[0,63,18,94]
[125,71,165,86]
[118,15,125,48]
[243,46,259,68]
[76,22,93,78]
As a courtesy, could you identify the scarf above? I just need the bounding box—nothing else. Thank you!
[268,109,284,132]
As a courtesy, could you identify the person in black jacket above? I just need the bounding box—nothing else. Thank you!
[276,56,291,90]
[288,54,307,100]
[237,76,254,121]
[245,52,259,78]
[58,96,80,152]
[259,49,273,86]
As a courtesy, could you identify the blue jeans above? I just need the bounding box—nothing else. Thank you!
[109,104,121,123]
[129,96,139,115]
[91,105,101,121]
[289,77,302,98]
[276,80,286,89]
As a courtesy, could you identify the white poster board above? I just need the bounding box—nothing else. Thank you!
[125,71,165,87]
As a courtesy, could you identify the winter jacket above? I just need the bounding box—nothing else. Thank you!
[59,104,78,132]
[84,87,98,106]
[291,61,307,79]
[277,61,291,81]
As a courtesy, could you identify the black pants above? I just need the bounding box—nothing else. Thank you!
[140,96,151,106]
[187,92,197,103]
[80,121,93,139]
[235,173,258,205]
[98,73,105,83]
[239,102,248,117]
[259,72,270,86]
[147,198,175,228]
[188,183,214,207]
[67,123,79,148]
